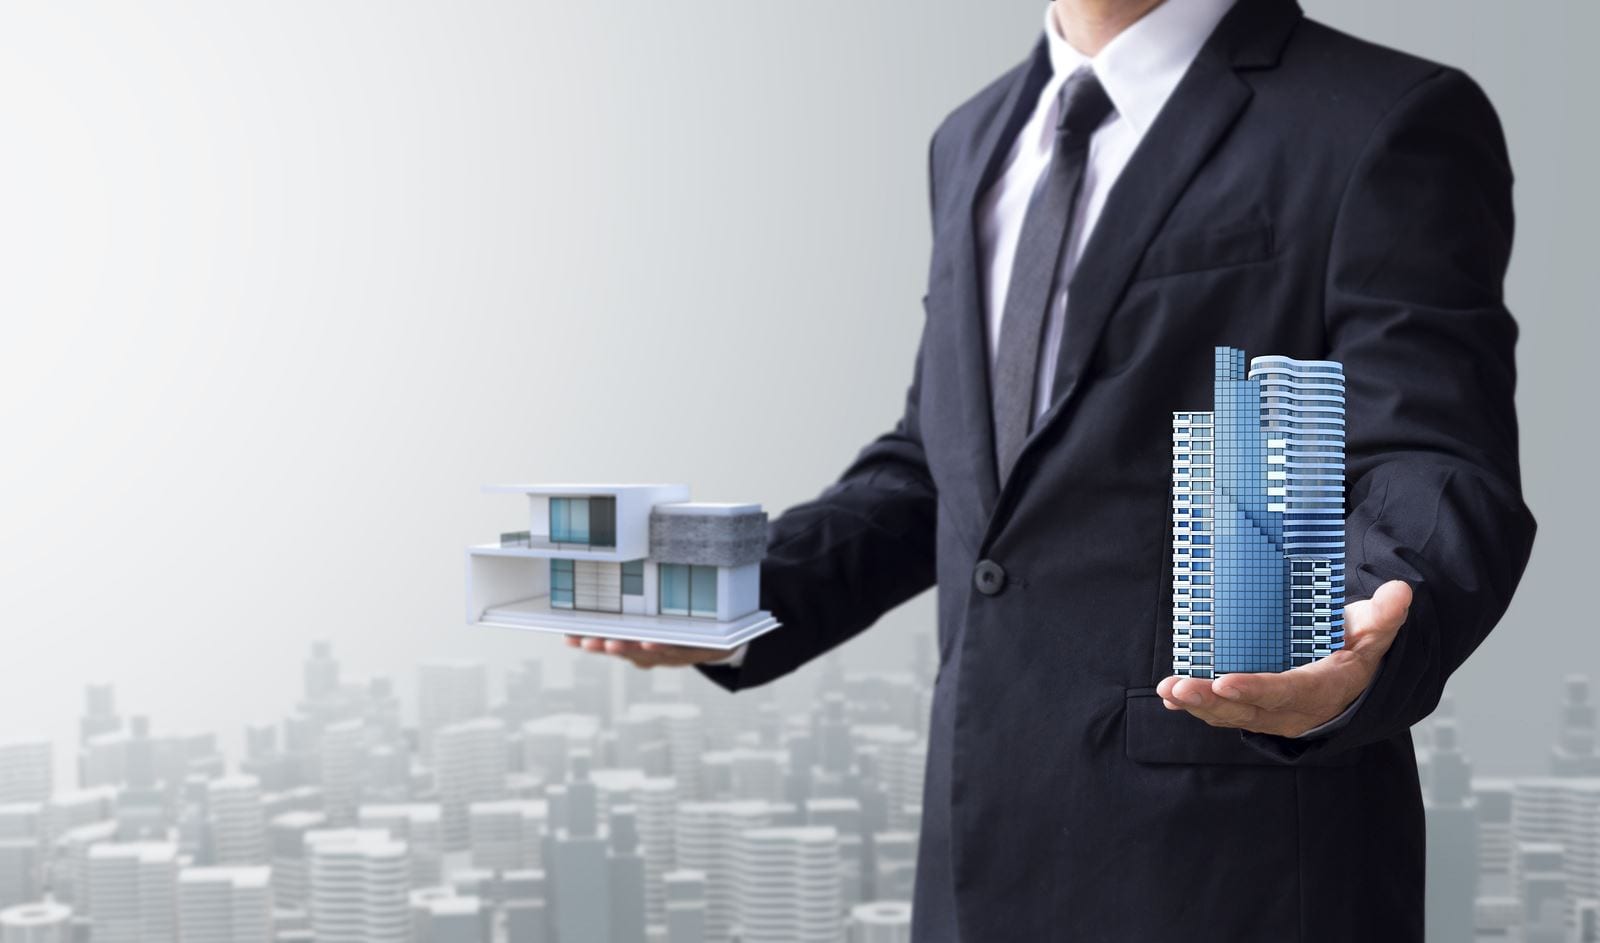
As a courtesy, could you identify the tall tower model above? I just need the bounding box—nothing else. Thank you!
[1172,347,1346,677]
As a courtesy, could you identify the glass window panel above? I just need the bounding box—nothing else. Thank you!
[660,564,689,616]
[568,498,590,544]
[550,498,569,542]
[622,560,644,596]
[589,497,617,548]
[690,566,718,618]
[550,559,573,608]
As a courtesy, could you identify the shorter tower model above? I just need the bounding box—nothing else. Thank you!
[1171,348,1345,678]
[466,484,779,649]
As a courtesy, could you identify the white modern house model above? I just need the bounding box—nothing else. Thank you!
[466,484,780,649]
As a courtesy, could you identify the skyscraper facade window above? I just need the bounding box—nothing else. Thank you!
[1172,347,1346,677]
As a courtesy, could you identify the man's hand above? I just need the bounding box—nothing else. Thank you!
[564,635,731,670]
[1155,580,1414,738]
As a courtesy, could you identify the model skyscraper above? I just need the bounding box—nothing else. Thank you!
[1171,347,1346,677]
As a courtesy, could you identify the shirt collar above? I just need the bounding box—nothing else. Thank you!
[1044,0,1237,136]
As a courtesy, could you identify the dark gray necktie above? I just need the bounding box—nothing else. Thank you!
[992,66,1114,485]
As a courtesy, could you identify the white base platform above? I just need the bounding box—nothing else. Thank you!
[477,595,780,651]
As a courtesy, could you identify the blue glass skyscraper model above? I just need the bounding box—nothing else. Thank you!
[1171,347,1346,677]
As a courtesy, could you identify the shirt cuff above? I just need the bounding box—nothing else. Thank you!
[1293,681,1374,740]
[704,643,749,669]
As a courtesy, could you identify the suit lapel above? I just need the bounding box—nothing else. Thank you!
[942,40,1053,519]
[1045,56,1252,417]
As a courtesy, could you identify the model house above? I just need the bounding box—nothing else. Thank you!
[1171,348,1346,678]
[466,484,779,649]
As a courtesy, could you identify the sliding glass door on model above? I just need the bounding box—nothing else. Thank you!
[659,563,717,618]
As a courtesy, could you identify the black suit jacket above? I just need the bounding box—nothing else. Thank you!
[703,2,1536,939]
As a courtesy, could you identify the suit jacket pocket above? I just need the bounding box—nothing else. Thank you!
[1130,218,1275,282]
[1124,688,1360,767]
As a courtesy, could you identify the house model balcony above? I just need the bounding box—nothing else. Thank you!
[466,484,780,650]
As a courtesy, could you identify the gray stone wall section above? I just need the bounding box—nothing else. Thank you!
[648,511,767,567]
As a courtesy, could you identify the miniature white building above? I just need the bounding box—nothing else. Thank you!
[466,485,779,649]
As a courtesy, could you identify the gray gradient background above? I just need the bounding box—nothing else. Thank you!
[0,2,1590,779]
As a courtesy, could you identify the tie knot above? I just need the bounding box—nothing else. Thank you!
[1055,66,1113,139]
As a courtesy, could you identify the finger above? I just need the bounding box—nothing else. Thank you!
[1168,679,1261,728]
[1213,671,1305,712]
[565,635,582,648]
[1169,677,1236,710]
[1156,676,1181,701]
[1215,650,1366,716]
[581,637,607,653]
[1165,679,1324,734]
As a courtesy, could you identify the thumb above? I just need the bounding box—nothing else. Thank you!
[1348,579,1413,647]
[1369,580,1413,629]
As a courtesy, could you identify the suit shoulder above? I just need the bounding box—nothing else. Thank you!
[932,56,1029,142]
[927,54,1035,189]
[1284,18,1489,119]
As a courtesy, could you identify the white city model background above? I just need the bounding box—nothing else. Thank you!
[0,644,930,943]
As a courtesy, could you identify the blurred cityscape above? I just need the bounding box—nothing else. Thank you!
[0,638,933,943]
[1,636,1597,942]
[1422,677,1600,943]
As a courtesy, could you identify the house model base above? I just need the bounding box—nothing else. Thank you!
[466,484,780,651]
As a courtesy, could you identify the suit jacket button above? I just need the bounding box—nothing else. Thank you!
[973,560,1006,596]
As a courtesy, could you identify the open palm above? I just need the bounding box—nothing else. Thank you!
[1155,580,1413,738]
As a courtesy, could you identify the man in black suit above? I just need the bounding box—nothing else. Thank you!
[569,0,1536,938]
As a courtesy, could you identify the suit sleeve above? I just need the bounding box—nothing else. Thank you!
[696,138,946,693]
[1244,68,1537,762]
[696,333,939,692]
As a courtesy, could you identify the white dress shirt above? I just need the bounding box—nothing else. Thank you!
[708,0,1235,672]
[983,0,1236,420]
